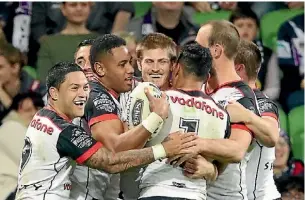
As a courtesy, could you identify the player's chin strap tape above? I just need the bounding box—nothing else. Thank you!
[141,112,163,137]
[152,144,167,160]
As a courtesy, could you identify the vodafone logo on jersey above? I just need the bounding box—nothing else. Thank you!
[170,96,225,120]
[30,118,54,135]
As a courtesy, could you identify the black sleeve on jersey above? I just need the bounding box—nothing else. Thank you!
[224,111,231,139]
[258,99,279,121]
[57,125,102,164]
[230,97,260,137]
[85,92,119,127]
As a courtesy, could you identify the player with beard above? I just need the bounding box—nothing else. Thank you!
[70,34,196,200]
[170,20,261,200]
[226,40,281,200]
[15,62,194,200]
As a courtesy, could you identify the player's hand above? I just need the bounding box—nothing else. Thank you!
[225,100,251,123]
[166,136,201,167]
[183,155,217,181]
[145,87,169,120]
[162,131,197,158]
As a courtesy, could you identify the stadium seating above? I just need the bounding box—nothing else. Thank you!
[288,105,304,161]
[260,8,304,50]
[134,2,152,18]
[278,106,288,132]
[23,66,37,79]
[193,11,232,25]
[291,132,304,161]
[288,105,304,136]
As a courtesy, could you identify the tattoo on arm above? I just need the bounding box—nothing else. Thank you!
[85,147,154,173]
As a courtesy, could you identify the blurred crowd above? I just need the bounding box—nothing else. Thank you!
[0,1,303,200]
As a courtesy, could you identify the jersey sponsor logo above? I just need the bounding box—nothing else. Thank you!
[20,137,32,173]
[170,96,225,120]
[93,93,116,113]
[131,99,144,126]
[30,118,54,135]
[71,128,93,148]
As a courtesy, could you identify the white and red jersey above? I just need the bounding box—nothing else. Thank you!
[139,89,231,200]
[246,89,281,200]
[203,81,260,200]
[16,107,102,200]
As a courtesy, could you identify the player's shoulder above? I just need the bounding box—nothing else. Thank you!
[32,108,72,133]
[87,81,117,109]
[215,80,254,99]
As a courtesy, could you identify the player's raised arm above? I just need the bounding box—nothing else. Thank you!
[226,100,279,147]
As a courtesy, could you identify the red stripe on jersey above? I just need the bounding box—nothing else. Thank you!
[231,124,254,138]
[76,142,103,164]
[261,112,278,121]
[89,114,119,127]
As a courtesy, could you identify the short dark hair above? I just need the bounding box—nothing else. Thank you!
[10,92,44,111]
[205,20,240,60]
[234,40,262,80]
[229,8,260,27]
[74,38,95,58]
[177,42,212,81]
[89,34,126,72]
[46,62,83,91]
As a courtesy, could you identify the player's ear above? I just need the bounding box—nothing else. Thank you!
[93,62,105,77]
[235,64,245,73]
[49,87,59,101]
[212,44,222,59]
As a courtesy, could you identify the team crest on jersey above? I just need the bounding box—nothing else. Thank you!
[71,128,93,148]
[20,137,32,173]
[93,93,116,113]
[258,99,272,113]
[132,99,144,126]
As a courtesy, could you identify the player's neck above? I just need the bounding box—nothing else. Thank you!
[214,62,241,87]
[248,80,257,89]
[175,78,202,91]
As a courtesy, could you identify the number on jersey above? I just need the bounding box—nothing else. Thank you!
[179,117,200,133]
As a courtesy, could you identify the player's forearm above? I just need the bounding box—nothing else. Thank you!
[198,139,245,163]
[86,147,155,174]
[244,111,278,147]
[115,125,151,151]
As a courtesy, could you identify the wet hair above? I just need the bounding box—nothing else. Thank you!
[89,34,126,73]
[46,62,83,91]
[177,42,212,81]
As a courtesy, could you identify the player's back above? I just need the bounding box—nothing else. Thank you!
[246,89,281,200]
[203,81,260,200]
[139,89,230,200]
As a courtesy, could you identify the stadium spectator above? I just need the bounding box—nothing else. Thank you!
[36,2,98,81]
[0,92,44,200]
[229,8,279,100]
[274,130,304,188]
[277,13,304,112]
[28,2,134,67]
[128,2,198,46]
[0,43,46,123]
[277,175,304,200]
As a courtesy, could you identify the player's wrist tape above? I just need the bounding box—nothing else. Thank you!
[142,112,163,135]
[152,144,166,160]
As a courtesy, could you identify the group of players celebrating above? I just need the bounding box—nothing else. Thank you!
[16,20,281,200]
